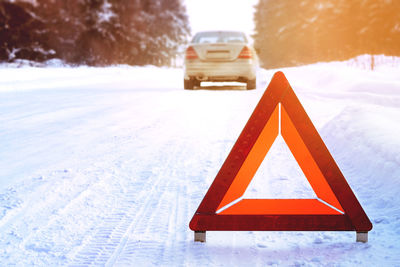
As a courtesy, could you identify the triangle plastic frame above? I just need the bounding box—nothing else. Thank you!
[189,72,372,234]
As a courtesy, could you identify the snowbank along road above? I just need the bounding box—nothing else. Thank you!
[0,57,399,266]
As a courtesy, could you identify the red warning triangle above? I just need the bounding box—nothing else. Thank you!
[189,72,372,233]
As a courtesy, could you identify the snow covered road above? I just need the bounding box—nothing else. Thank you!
[0,59,399,266]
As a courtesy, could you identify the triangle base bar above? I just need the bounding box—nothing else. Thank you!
[219,199,342,215]
[190,214,356,231]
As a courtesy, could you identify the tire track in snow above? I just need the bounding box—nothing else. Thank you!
[0,169,104,265]
[108,140,189,266]
[68,136,185,266]
[68,173,161,265]
[0,107,165,265]
[22,168,124,265]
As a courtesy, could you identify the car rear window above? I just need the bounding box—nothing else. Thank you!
[192,31,248,44]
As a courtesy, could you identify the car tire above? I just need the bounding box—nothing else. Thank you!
[246,79,256,90]
[194,80,201,88]
[184,79,194,90]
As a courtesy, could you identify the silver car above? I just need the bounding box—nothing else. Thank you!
[183,31,258,90]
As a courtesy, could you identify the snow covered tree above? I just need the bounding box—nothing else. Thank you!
[253,0,400,68]
[0,1,55,62]
[106,0,190,66]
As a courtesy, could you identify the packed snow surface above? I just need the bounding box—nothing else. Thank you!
[0,56,399,266]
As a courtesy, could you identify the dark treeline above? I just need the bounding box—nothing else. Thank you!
[0,0,190,66]
[253,0,400,69]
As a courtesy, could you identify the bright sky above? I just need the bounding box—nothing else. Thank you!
[184,0,258,37]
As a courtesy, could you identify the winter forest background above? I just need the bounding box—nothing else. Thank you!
[0,0,191,66]
[253,0,400,68]
[1,0,400,67]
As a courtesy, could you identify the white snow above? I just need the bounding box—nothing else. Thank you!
[0,55,399,266]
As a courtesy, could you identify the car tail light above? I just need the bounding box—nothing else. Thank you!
[238,46,252,59]
[186,46,198,59]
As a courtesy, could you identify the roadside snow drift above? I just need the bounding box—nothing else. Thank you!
[0,56,399,266]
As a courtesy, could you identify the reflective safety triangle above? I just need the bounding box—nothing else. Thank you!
[189,71,372,232]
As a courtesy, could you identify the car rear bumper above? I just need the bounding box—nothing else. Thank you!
[184,59,257,82]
